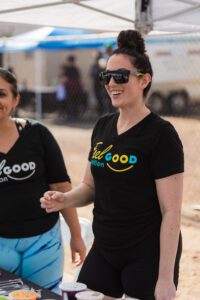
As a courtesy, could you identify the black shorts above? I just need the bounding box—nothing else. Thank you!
[78,236,182,300]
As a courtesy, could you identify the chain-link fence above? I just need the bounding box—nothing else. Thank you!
[146,32,200,117]
[15,32,200,123]
[16,33,200,204]
[146,33,200,207]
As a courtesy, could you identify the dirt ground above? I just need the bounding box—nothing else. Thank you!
[46,115,200,300]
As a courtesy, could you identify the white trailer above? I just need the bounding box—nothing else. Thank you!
[146,33,200,114]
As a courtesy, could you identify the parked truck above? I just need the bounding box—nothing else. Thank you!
[146,33,200,114]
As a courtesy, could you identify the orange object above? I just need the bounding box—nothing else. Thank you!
[9,289,38,300]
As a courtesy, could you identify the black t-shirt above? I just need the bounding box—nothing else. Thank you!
[0,119,70,238]
[64,65,80,80]
[89,112,184,252]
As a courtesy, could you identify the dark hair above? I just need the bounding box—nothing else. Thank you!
[112,30,153,97]
[67,55,76,63]
[0,67,19,97]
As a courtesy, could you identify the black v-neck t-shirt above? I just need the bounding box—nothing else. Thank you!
[89,112,184,251]
[0,119,70,238]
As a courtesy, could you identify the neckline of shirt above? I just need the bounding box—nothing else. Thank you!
[114,111,154,137]
[0,120,30,155]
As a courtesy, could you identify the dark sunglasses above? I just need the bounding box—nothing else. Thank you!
[98,69,143,85]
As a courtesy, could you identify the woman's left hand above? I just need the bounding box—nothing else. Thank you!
[70,236,87,266]
[155,278,176,300]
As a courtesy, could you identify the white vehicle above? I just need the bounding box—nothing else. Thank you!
[146,33,200,114]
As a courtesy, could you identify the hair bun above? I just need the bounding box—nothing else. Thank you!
[117,30,146,54]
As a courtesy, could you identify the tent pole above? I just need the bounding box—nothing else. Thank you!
[35,50,42,120]
[135,0,153,36]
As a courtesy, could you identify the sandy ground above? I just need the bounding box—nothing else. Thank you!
[45,115,200,300]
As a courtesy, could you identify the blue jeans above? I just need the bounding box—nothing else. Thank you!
[0,220,64,293]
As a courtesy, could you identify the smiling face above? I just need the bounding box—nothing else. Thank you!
[105,54,150,110]
[0,76,19,121]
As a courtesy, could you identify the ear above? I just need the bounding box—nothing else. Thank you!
[140,73,151,89]
[13,94,20,109]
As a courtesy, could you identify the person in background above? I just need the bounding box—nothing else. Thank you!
[90,51,107,116]
[103,45,113,61]
[0,68,86,293]
[63,55,87,120]
[56,73,68,119]
[91,51,116,117]
[41,30,184,300]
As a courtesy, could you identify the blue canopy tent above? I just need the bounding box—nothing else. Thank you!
[0,27,117,119]
[0,27,117,51]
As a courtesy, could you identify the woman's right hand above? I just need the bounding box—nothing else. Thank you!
[40,191,66,212]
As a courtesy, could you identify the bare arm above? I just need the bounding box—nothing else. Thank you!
[64,162,95,208]
[49,181,86,265]
[155,172,183,300]
[40,162,94,212]
[49,181,82,237]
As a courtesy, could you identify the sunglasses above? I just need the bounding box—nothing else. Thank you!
[99,69,143,85]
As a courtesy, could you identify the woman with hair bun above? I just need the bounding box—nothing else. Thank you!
[41,30,184,300]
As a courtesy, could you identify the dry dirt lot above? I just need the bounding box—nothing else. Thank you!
[46,115,200,300]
